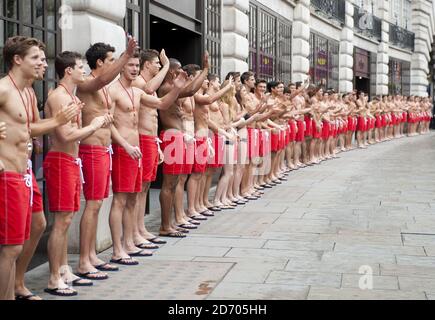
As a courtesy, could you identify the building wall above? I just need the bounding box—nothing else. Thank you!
[220,0,435,96]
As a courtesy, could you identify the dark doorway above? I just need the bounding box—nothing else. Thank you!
[149,15,202,66]
[355,76,370,96]
[149,16,202,190]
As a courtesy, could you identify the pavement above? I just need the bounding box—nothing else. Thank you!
[25,132,435,300]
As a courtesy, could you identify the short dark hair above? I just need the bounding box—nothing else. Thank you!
[3,36,41,70]
[255,79,267,87]
[85,42,115,70]
[226,72,240,81]
[183,64,201,77]
[55,51,83,79]
[140,49,159,70]
[295,82,302,89]
[267,81,283,92]
[169,58,181,70]
[241,71,255,84]
[208,74,218,82]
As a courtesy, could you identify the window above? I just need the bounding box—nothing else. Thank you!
[204,0,221,77]
[1,0,60,185]
[403,0,411,29]
[124,0,144,46]
[389,58,410,95]
[309,32,339,91]
[248,1,292,83]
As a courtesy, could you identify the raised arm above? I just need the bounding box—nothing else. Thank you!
[140,72,186,110]
[142,49,170,94]
[195,79,234,106]
[179,52,210,98]
[78,36,139,93]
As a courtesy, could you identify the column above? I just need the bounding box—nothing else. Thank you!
[410,0,433,97]
[62,0,127,56]
[376,0,389,96]
[339,0,354,93]
[221,0,249,77]
[292,0,310,83]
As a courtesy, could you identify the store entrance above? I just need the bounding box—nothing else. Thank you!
[149,16,202,189]
[149,15,202,67]
[355,76,370,96]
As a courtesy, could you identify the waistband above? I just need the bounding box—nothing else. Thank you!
[79,144,112,154]
[45,151,78,162]
[0,171,28,181]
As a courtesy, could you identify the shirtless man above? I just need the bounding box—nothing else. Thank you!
[109,52,185,261]
[44,51,112,297]
[76,38,139,279]
[132,49,170,247]
[15,41,78,300]
[0,36,42,300]
[186,73,234,219]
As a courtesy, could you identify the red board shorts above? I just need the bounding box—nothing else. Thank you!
[262,130,271,156]
[31,171,43,213]
[279,130,287,150]
[161,130,187,174]
[43,152,82,213]
[312,120,322,139]
[79,144,111,201]
[208,133,225,168]
[288,120,297,142]
[321,121,330,140]
[140,135,159,183]
[193,136,209,174]
[0,172,32,245]
[248,128,260,159]
[375,115,382,128]
[305,115,312,137]
[296,120,305,142]
[258,130,265,157]
[357,117,367,132]
[271,132,280,152]
[112,144,142,193]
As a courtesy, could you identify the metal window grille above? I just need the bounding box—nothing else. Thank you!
[1,0,60,215]
[309,32,339,91]
[205,0,221,77]
[248,1,292,83]
[124,0,145,47]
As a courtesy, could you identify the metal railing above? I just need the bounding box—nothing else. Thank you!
[353,5,382,42]
[389,23,415,51]
[311,0,346,25]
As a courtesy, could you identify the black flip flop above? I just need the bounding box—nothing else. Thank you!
[177,223,198,230]
[190,215,208,221]
[188,219,201,225]
[159,231,187,238]
[201,211,215,217]
[94,263,119,272]
[75,271,108,281]
[71,278,93,287]
[44,288,77,297]
[110,258,139,266]
[136,242,159,250]
[146,237,167,245]
[208,206,222,212]
[128,250,153,257]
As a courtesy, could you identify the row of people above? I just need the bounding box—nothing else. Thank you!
[0,34,433,300]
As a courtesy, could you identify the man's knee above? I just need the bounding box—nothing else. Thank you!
[0,245,24,259]
[32,213,47,234]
